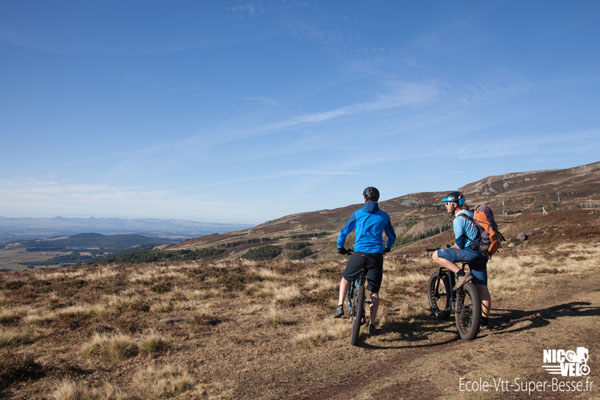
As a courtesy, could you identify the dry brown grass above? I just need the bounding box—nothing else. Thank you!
[84,267,119,282]
[239,303,264,316]
[33,270,85,281]
[273,285,304,305]
[0,326,47,347]
[265,306,296,327]
[249,266,283,281]
[303,274,338,293]
[188,287,222,300]
[23,310,58,325]
[149,301,175,313]
[131,364,197,399]
[293,319,348,348]
[128,266,187,285]
[0,309,23,325]
[1,233,598,399]
[139,331,171,355]
[396,303,429,320]
[50,379,127,400]
[388,271,428,287]
[81,333,139,363]
[57,303,106,319]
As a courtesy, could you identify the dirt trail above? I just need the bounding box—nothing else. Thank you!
[287,270,600,400]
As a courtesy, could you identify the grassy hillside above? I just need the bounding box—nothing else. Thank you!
[169,162,600,261]
[0,210,599,399]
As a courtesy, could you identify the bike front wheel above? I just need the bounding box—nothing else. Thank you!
[350,281,365,346]
[428,270,451,319]
[455,281,481,340]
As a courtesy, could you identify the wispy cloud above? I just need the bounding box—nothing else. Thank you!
[197,170,375,187]
[452,129,600,160]
[283,170,375,176]
[258,83,439,132]
[244,96,282,107]
[231,3,263,17]
[0,180,232,220]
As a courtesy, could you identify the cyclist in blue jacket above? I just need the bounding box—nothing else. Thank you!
[333,186,396,335]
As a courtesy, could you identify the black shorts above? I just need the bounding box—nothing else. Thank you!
[343,251,384,293]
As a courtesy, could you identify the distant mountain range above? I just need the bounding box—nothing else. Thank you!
[0,217,253,244]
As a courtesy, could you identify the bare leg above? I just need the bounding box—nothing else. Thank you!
[369,291,379,324]
[338,277,350,306]
[432,251,460,274]
[477,284,491,318]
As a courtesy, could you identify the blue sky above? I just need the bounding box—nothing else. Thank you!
[1,1,599,224]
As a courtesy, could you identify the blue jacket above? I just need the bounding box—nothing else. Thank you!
[337,202,396,254]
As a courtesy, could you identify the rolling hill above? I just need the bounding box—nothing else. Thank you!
[0,233,176,271]
[168,161,600,260]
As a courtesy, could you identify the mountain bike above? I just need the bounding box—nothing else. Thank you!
[340,249,369,346]
[427,249,485,340]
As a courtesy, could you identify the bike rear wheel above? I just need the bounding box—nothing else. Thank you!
[455,281,481,340]
[428,270,451,319]
[350,279,365,346]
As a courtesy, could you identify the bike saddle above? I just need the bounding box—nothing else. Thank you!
[467,257,488,270]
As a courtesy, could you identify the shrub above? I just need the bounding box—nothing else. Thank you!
[290,247,314,260]
[242,246,282,261]
[223,237,277,248]
[132,364,196,398]
[81,333,139,363]
[193,313,222,326]
[97,247,224,264]
[50,379,126,400]
[139,333,170,355]
[285,242,311,250]
[290,232,328,240]
[0,328,45,348]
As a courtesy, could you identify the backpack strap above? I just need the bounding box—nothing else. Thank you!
[457,213,474,222]
[456,213,481,242]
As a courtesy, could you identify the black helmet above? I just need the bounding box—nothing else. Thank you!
[441,191,465,206]
[363,186,380,202]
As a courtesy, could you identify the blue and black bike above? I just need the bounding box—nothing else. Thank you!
[340,249,369,346]
[427,249,485,340]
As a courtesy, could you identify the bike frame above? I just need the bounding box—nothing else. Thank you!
[347,267,367,317]
[433,264,465,315]
[346,252,372,346]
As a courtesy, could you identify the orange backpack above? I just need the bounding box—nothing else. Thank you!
[458,205,505,257]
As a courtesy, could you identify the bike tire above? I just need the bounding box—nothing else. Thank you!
[455,281,481,340]
[427,270,451,319]
[350,280,365,346]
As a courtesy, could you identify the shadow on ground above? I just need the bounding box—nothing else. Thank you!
[358,301,599,349]
[359,313,459,350]
[489,301,600,335]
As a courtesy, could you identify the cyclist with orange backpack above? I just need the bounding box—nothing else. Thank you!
[432,191,492,332]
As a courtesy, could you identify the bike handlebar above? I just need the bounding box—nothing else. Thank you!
[338,247,353,255]
[426,245,452,253]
